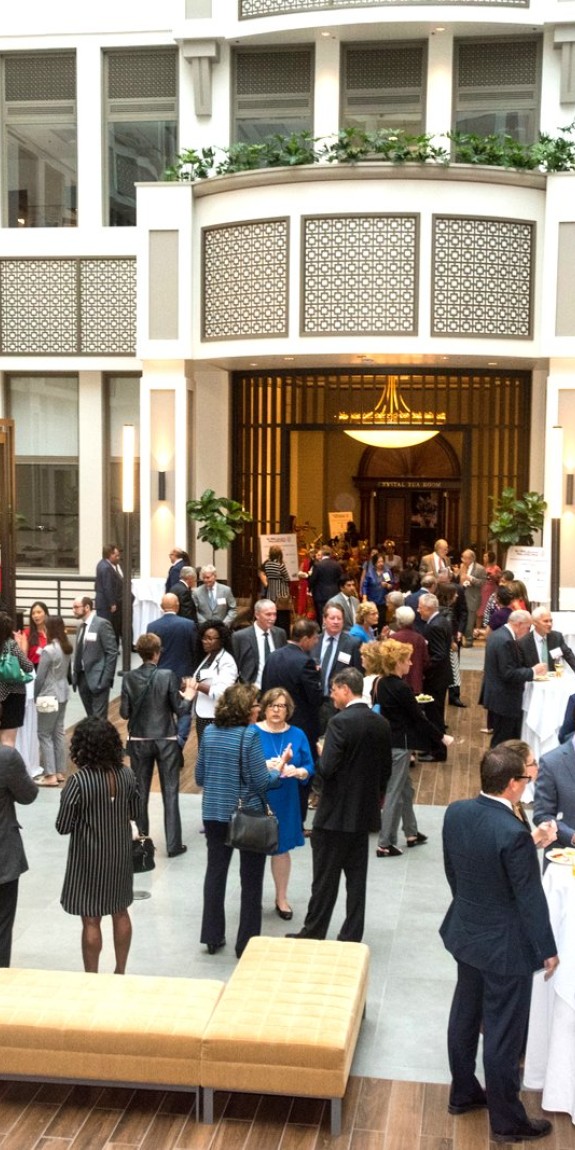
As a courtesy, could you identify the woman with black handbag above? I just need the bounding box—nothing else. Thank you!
[195,682,286,958]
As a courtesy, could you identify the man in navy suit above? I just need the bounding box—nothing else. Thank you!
[95,543,124,643]
[533,737,575,865]
[440,744,558,1143]
[311,603,362,733]
[232,600,287,687]
[147,594,199,746]
[483,610,546,746]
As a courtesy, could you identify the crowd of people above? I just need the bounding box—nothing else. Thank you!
[0,532,572,1142]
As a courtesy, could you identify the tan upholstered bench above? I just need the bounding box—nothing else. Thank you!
[0,968,225,1109]
[201,936,369,1136]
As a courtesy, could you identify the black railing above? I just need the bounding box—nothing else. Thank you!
[16,574,95,627]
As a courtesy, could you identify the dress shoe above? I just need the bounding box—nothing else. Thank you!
[376,844,403,857]
[406,832,428,848]
[206,939,226,955]
[492,1119,552,1143]
[275,903,293,921]
[167,845,188,858]
[448,1094,487,1115]
[417,753,446,763]
[449,698,467,708]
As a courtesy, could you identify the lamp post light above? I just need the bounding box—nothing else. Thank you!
[549,425,563,612]
[121,424,135,674]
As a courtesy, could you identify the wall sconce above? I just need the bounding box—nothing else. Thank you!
[567,474,574,506]
[158,471,167,501]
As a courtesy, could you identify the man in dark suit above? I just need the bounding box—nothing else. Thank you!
[287,668,391,942]
[308,546,343,621]
[171,566,198,623]
[518,606,575,674]
[483,610,546,747]
[232,599,287,687]
[147,594,199,746]
[0,745,37,966]
[95,543,124,643]
[311,602,362,733]
[440,744,558,1143]
[417,593,452,760]
[72,596,118,718]
[533,737,575,864]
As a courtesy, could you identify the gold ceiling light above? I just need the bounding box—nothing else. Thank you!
[337,375,446,449]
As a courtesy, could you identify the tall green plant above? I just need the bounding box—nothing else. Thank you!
[488,488,547,548]
[186,488,252,562]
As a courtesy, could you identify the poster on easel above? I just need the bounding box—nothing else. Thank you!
[328,512,352,542]
[505,546,549,604]
[258,534,299,580]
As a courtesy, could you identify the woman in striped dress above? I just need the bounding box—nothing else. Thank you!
[56,717,139,974]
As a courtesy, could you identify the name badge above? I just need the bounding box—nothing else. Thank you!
[338,651,351,665]
[85,633,97,642]
[550,647,562,660]
[217,597,227,606]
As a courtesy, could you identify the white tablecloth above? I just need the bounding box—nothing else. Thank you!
[524,861,575,1122]
[521,667,575,761]
[15,678,41,776]
[131,577,165,638]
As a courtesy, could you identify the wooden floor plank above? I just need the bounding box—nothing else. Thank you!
[138,1111,188,1150]
[1,1101,59,1150]
[354,1078,392,1133]
[382,1081,424,1150]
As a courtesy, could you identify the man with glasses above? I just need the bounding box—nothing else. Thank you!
[440,744,558,1143]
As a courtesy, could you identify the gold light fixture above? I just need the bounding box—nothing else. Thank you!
[337,375,446,449]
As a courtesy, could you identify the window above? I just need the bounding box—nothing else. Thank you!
[453,37,541,143]
[105,375,140,572]
[6,376,79,569]
[104,48,178,227]
[2,52,77,227]
[232,47,314,143]
[341,42,426,134]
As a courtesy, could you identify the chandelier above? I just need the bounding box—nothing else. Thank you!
[337,375,446,449]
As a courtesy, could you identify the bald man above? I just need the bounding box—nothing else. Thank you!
[147,595,199,746]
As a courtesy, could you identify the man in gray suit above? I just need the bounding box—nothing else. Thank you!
[533,737,575,864]
[72,596,118,719]
[0,745,37,966]
[327,575,360,631]
[193,565,237,628]
[456,548,486,646]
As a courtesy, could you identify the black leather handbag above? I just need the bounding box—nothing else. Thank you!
[132,834,156,873]
[225,730,279,854]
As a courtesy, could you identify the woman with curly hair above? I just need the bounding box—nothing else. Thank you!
[56,717,139,974]
[349,601,379,643]
[195,682,285,957]
[188,619,238,745]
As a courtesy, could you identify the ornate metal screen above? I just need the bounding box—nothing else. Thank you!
[231,369,531,595]
[240,0,529,17]
[202,219,289,340]
[0,258,136,354]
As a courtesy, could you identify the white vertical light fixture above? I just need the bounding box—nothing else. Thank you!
[121,424,135,673]
[549,424,563,611]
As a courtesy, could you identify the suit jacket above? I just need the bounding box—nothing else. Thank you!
[165,558,185,592]
[483,625,535,716]
[95,558,123,621]
[171,580,198,623]
[0,746,38,884]
[193,582,237,628]
[419,552,452,580]
[233,624,287,684]
[440,793,556,976]
[309,559,344,607]
[314,702,392,833]
[147,612,199,679]
[327,592,359,631]
[519,629,575,674]
[458,562,486,618]
[261,642,323,750]
[34,640,71,704]
[422,613,452,693]
[533,740,575,858]
[311,632,363,695]
[120,663,192,738]
[72,613,117,693]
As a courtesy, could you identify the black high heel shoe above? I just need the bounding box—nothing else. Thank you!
[206,939,226,955]
[275,904,293,921]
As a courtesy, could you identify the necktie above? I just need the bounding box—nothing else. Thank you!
[209,588,216,612]
[540,637,549,667]
[263,631,271,664]
[321,636,334,694]
[75,623,87,671]
[512,801,528,827]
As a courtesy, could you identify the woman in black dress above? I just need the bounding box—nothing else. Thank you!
[56,717,139,974]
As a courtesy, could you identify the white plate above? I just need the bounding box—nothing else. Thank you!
[415,694,434,703]
[545,848,575,866]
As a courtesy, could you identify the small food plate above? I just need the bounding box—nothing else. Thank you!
[415,694,434,703]
[545,847,575,866]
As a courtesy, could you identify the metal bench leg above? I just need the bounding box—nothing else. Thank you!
[330,1097,342,1137]
[203,1087,214,1124]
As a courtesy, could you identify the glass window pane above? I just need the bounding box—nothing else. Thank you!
[342,43,426,136]
[7,124,77,227]
[108,121,177,227]
[7,375,78,569]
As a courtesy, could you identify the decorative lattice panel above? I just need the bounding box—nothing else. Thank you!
[240,0,528,17]
[458,39,539,88]
[107,49,177,100]
[203,220,289,340]
[80,259,136,354]
[345,44,424,90]
[302,215,418,336]
[0,260,78,354]
[235,49,312,95]
[4,53,76,101]
[432,216,533,338]
[0,258,136,355]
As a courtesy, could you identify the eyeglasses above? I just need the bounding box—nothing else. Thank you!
[268,702,287,710]
[525,761,538,770]
[515,775,532,781]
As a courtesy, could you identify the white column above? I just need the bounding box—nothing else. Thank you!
[314,36,340,143]
[76,40,104,229]
[139,361,190,578]
[78,372,104,576]
[426,30,454,146]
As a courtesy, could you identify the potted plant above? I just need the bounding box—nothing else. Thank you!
[186,488,252,563]
[488,488,547,550]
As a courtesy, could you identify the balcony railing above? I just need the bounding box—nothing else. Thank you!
[240,0,529,17]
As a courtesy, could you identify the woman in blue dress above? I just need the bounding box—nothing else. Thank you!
[254,688,314,922]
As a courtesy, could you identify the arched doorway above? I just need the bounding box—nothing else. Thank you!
[354,434,462,559]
